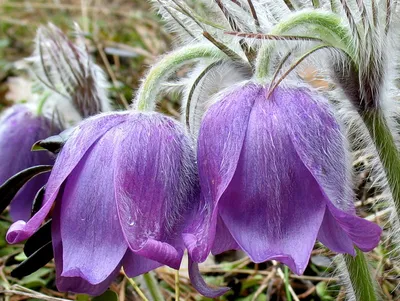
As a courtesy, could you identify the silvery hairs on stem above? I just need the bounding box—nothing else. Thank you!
[327,0,400,281]
[27,23,111,127]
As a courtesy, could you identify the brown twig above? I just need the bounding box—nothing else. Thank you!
[251,268,276,301]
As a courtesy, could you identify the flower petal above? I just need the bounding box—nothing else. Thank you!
[276,87,381,252]
[277,87,352,211]
[317,208,356,255]
[52,199,120,295]
[185,84,259,262]
[123,251,162,278]
[211,214,239,255]
[9,173,49,222]
[188,255,230,298]
[182,193,218,263]
[219,94,326,274]
[6,112,127,244]
[114,113,194,269]
[57,126,128,285]
[325,202,382,252]
[0,105,57,222]
[0,105,55,184]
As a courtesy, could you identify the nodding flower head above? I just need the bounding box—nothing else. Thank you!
[0,105,60,221]
[6,111,199,296]
[184,83,381,277]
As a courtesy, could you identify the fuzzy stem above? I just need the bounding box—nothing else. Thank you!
[143,272,165,301]
[135,44,222,111]
[255,11,355,80]
[344,249,377,301]
[36,92,51,116]
[362,110,400,219]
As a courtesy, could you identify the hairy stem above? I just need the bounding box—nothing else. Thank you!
[344,249,377,301]
[362,110,400,219]
[255,11,355,80]
[36,92,51,116]
[135,44,223,111]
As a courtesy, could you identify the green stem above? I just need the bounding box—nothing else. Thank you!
[122,269,149,301]
[36,92,50,116]
[344,249,377,301]
[362,110,400,219]
[135,44,223,111]
[255,10,356,80]
[284,266,292,301]
[175,269,180,301]
[143,272,165,301]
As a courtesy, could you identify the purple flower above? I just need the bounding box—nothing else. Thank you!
[6,111,198,296]
[0,105,59,221]
[184,83,382,277]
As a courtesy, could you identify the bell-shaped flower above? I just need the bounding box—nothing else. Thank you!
[184,83,382,279]
[6,111,198,296]
[0,105,59,221]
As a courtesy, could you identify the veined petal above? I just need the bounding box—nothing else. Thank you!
[114,113,194,269]
[186,84,260,262]
[58,126,127,285]
[277,87,351,211]
[219,93,326,275]
[6,112,127,244]
[52,200,121,295]
[276,87,381,252]
[198,84,259,205]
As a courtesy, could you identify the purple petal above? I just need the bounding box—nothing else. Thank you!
[6,112,127,244]
[57,126,128,285]
[188,255,230,298]
[218,93,326,275]
[52,200,120,295]
[275,87,381,252]
[317,208,356,255]
[325,202,381,252]
[114,113,194,269]
[211,214,239,255]
[277,87,352,212]
[9,173,49,222]
[123,251,162,278]
[186,84,260,262]
[182,194,218,263]
[0,105,58,222]
[0,105,56,184]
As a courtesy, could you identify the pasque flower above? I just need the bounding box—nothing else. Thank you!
[184,83,382,276]
[7,111,198,295]
[0,105,59,221]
